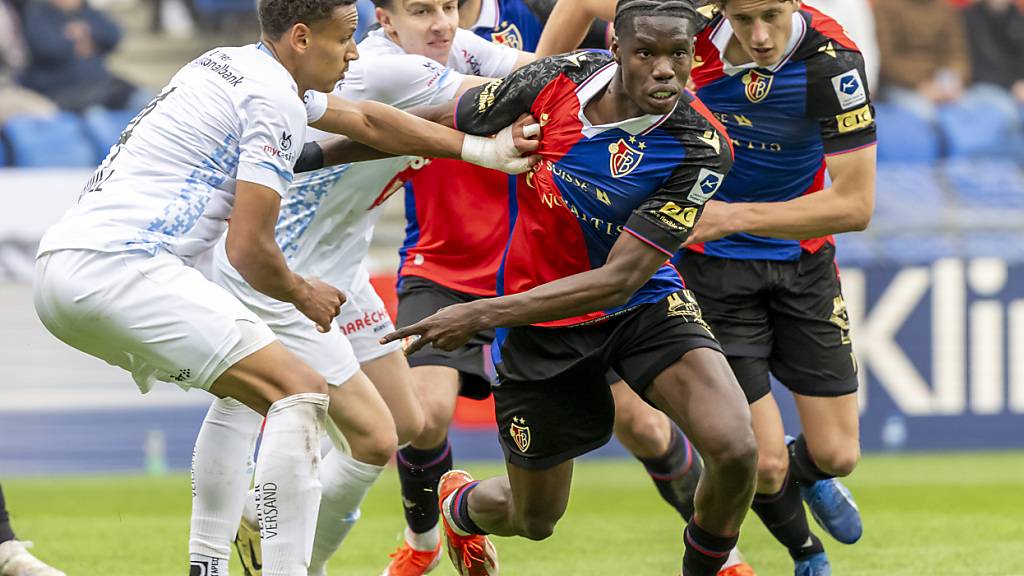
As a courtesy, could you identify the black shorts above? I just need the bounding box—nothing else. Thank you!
[675,243,858,404]
[396,276,494,399]
[492,289,722,470]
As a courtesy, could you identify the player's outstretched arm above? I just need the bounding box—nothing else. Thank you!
[381,233,671,354]
[684,145,876,245]
[227,181,345,332]
[535,0,614,57]
[309,94,539,173]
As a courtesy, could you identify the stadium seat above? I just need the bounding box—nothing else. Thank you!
[2,113,96,167]
[877,232,957,265]
[82,107,137,163]
[834,233,878,267]
[936,95,1016,158]
[873,102,941,164]
[946,158,1024,211]
[873,165,946,228]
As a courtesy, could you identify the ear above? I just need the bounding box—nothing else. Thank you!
[289,22,313,53]
[376,6,395,35]
[610,36,620,63]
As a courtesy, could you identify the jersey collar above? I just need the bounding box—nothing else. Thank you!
[575,62,677,139]
[472,0,500,30]
[711,10,806,75]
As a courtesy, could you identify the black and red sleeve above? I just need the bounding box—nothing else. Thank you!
[805,48,877,155]
[454,56,568,136]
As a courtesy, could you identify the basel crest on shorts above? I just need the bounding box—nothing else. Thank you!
[510,416,531,452]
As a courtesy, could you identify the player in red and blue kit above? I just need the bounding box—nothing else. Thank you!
[538,2,877,574]
[391,1,745,574]
[385,3,758,575]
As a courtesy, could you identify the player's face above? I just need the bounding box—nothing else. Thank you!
[300,5,361,92]
[378,0,460,65]
[614,16,694,116]
[723,0,800,68]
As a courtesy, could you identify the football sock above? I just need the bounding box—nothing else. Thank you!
[788,434,835,485]
[189,554,227,576]
[637,423,699,522]
[189,397,264,562]
[0,484,15,544]
[751,471,824,560]
[441,482,488,536]
[682,521,738,576]
[405,526,441,552]
[255,393,329,576]
[308,450,384,576]
[397,441,452,535]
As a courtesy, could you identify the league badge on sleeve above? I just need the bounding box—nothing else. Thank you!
[687,168,724,204]
[608,137,645,178]
[831,70,867,110]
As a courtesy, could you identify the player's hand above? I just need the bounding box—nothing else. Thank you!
[682,200,739,246]
[379,303,481,356]
[294,277,346,333]
[460,114,542,175]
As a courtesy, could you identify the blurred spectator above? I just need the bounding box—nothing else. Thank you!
[963,0,1024,105]
[0,0,56,122]
[21,0,149,112]
[874,0,971,120]
[807,0,880,91]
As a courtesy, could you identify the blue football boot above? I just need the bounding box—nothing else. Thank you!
[794,552,831,576]
[800,477,863,544]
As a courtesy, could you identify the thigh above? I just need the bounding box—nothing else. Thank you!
[769,246,859,397]
[326,369,397,463]
[397,277,493,399]
[674,251,773,358]
[793,392,860,458]
[361,350,425,440]
[506,459,574,524]
[35,249,274,393]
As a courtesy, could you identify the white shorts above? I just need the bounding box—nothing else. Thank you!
[33,249,276,393]
[210,250,401,387]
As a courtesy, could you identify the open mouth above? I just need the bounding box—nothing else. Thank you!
[752,47,774,58]
[649,89,678,101]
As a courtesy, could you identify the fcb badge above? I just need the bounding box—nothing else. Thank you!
[510,416,531,452]
[608,137,645,178]
[491,21,523,50]
[742,70,774,103]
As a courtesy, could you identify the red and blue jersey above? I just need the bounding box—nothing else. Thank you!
[454,51,733,328]
[681,5,876,262]
[398,0,610,297]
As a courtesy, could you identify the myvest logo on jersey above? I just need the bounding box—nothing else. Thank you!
[742,70,773,103]
[608,136,645,178]
[491,21,524,50]
[279,132,292,151]
[688,168,724,204]
[510,416,531,452]
[263,133,296,163]
[831,69,867,110]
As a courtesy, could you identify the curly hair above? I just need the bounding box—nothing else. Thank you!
[259,0,358,39]
[614,0,698,37]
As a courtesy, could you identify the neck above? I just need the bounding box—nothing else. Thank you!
[262,37,307,96]
[459,0,482,29]
[585,68,646,125]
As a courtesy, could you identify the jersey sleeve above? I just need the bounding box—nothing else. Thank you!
[452,28,519,78]
[303,90,328,123]
[454,55,565,135]
[805,48,877,155]
[337,54,466,108]
[236,93,306,197]
[623,165,720,255]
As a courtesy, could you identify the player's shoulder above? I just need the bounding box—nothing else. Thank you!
[792,6,865,77]
[533,50,613,86]
[662,92,733,169]
[694,2,722,34]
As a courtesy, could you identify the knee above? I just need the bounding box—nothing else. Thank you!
[706,429,759,481]
[813,445,860,478]
[414,400,455,449]
[755,450,788,493]
[518,514,558,541]
[351,427,398,467]
[291,368,329,397]
[396,407,425,447]
[614,404,671,456]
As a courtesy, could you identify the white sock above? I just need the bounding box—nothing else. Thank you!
[189,553,228,576]
[255,392,329,576]
[722,547,744,569]
[406,525,440,552]
[308,450,385,575]
[189,397,264,562]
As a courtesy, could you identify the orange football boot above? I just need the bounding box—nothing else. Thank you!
[437,470,499,576]
[380,539,442,576]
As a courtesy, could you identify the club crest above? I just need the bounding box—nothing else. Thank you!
[510,416,531,452]
[742,70,774,103]
[608,137,644,178]
[491,21,523,50]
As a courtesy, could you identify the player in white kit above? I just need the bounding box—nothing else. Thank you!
[186,3,536,575]
[31,1,538,575]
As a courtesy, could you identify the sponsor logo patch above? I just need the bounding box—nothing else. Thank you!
[831,69,867,110]
[658,202,698,228]
[687,168,724,204]
[835,104,873,134]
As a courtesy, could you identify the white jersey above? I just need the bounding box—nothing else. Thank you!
[256,28,519,290]
[38,44,325,264]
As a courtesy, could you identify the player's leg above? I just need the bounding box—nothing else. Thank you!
[611,380,700,521]
[0,484,65,576]
[770,245,862,546]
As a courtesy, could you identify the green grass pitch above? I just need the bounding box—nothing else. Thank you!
[4,452,1024,575]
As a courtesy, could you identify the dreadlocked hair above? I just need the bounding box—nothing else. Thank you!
[614,0,698,37]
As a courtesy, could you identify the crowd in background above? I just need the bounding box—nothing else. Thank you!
[0,0,1022,163]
